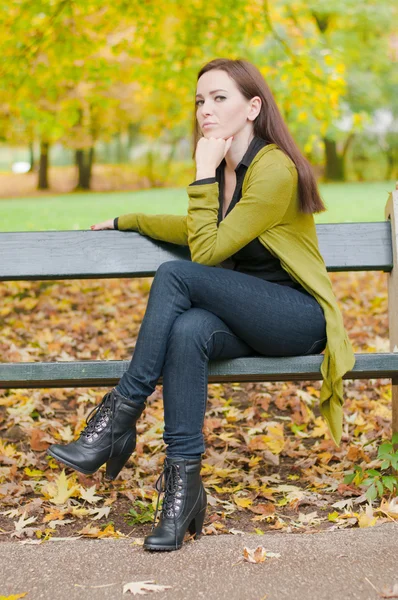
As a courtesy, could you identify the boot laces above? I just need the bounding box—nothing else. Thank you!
[152,461,184,550]
[80,390,116,455]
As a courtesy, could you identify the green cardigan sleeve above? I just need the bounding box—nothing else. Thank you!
[186,160,294,266]
[116,148,293,262]
[117,213,189,246]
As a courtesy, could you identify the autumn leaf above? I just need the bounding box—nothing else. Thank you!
[233,496,253,508]
[242,546,281,563]
[44,470,81,505]
[10,512,38,539]
[47,519,74,528]
[122,580,172,595]
[77,523,125,538]
[380,583,398,598]
[248,503,275,516]
[262,423,285,454]
[228,528,245,535]
[89,506,111,520]
[357,505,379,528]
[79,484,103,504]
[42,508,67,523]
[29,428,50,451]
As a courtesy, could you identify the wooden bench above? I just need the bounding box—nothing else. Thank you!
[1,191,398,440]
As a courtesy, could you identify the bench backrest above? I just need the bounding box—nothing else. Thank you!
[0,221,394,281]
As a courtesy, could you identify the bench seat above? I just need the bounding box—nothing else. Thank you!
[0,352,397,389]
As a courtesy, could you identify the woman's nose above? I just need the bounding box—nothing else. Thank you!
[202,111,212,119]
[200,101,213,116]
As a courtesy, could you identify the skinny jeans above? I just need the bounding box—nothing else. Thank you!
[115,260,327,459]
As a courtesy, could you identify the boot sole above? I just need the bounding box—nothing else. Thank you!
[143,530,203,552]
[47,448,97,475]
[143,544,182,551]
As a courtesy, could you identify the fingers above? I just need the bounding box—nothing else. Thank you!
[90,220,114,230]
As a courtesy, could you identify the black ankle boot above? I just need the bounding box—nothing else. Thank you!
[47,388,145,480]
[143,456,207,552]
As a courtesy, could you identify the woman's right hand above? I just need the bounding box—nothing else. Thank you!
[90,219,115,230]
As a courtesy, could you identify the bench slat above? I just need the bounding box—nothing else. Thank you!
[0,222,392,281]
[0,353,397,388]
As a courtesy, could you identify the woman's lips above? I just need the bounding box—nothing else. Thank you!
[203,123,217,128]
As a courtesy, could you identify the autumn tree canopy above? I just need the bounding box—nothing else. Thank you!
[0,0,396,185]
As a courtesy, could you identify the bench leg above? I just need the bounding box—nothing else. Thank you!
[393,378,398,440]
[391,380,398,476]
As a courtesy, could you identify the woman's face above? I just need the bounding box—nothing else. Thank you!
[195,69,260,139]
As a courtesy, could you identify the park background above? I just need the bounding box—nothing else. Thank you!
[0,0,398,546]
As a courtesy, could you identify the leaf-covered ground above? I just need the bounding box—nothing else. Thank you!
[0,271,397,543]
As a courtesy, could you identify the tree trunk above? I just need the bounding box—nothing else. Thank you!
[323,138,345,181]
[75,147,94,190]
[28,142,35,173]
[126,123,140,159]
[38,141,49,189]
[385,149,397,181]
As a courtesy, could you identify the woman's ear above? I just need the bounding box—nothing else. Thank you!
[248,96,261,121]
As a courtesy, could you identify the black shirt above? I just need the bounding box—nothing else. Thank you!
[189,136,305,291]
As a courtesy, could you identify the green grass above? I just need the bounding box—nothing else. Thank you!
[0,181,395,231]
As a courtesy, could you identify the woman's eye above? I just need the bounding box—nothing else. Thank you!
[195,96,226,106]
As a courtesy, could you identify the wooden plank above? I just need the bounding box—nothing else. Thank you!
[0,352,397,389]
[385,189,398,439]
[0,222,393,281]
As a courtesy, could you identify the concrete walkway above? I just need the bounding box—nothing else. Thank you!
[1,523,397,600]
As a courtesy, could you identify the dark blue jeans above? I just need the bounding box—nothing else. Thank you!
[115,260,327,459]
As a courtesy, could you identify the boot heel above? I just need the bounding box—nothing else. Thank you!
[188,508,206,538]
[105,453,131,480]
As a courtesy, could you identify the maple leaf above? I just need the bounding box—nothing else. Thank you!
[57,425,75,443]
[98,524,125,538]
[29,428,50,451]
[122,580,172,595]
[70,506,91,518]
[0,508,20,518]
[248,502,275,516]
[44,470,80,505]
[89,506,111,520]
[378,497,398,519]
[42,508,67,523]
[79,484,103,504]
[48,519,75,528]
[233,495,253,508]
[76,524,101,537]
[10,512,38,539]
[357,504,379,528]
[242,546,281,563]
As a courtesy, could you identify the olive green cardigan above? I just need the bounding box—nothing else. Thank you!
[118,143,356,446]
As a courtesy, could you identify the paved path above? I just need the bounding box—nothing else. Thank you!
[1,523,397,600]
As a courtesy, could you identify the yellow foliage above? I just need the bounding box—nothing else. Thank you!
[43,470,80,505]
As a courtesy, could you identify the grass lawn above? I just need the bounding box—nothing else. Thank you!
[0,180,394,231]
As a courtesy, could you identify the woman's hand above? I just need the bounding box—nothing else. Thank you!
[90,219,115,230]
[194,136,234,178]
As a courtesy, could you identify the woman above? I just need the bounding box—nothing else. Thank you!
[48,58,355,551]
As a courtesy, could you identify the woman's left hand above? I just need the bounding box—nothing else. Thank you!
[194,136,234,174]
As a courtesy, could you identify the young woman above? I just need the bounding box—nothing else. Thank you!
[48,58,355,552]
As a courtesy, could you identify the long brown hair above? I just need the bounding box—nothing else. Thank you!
[192,58,326,214]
